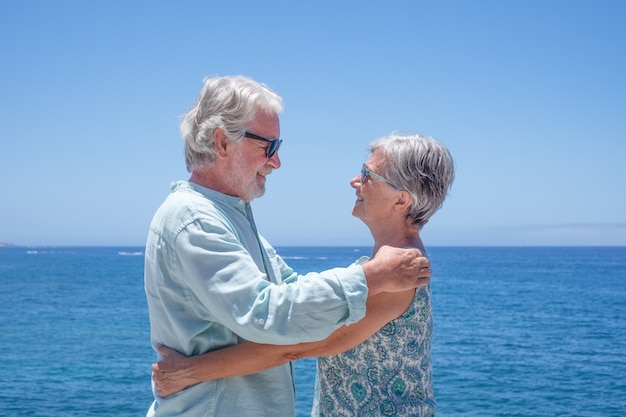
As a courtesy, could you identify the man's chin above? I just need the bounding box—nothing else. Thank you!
[244,186,265,202]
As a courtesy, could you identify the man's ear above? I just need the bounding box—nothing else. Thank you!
[214,128,229,158]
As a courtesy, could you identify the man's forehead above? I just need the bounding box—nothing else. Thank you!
[249,110,280,137]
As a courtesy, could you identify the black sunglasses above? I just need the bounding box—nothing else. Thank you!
[244,132,283,158]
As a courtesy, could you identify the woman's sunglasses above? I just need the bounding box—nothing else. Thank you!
[361,164,394,185]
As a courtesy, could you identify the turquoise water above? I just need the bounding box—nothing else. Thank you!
[1,246,625,416]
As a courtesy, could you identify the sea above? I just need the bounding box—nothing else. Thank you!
[0,246,625,417]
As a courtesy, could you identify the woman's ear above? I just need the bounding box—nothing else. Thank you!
[214,128,229,158]
[394,190,412,213]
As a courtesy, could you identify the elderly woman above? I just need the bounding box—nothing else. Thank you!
[152,132,455,416]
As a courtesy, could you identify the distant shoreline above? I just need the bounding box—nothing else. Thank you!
[1,243,625,249]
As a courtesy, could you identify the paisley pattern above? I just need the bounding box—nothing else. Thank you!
[312,284,435,416]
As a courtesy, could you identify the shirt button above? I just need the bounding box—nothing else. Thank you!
[257,318,266,325]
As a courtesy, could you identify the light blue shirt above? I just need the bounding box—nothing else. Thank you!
[145,181,368,417]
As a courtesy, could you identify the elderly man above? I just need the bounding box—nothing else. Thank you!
[144,76,431,416]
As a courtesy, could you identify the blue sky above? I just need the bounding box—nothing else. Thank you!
[1,0,624,247]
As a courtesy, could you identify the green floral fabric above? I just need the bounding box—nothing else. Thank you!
[312,285,435,416]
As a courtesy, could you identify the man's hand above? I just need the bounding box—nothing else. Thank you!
[361,245,432,295]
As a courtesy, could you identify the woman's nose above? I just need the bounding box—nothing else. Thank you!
[349,174,361,188]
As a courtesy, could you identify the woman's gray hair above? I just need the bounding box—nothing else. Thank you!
[180,76,284,171]
[370,132,455,229]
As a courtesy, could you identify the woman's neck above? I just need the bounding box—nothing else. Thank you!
[371,225,425,256]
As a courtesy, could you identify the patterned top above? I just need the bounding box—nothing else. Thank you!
[311,257,435,416]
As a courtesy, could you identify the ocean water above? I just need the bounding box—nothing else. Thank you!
[1,246,625,416]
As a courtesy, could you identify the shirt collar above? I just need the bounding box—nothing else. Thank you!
[171,180,247,210]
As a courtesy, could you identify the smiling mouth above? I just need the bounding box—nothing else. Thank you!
[257,170,271,180]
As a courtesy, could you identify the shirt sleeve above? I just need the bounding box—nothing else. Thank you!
[173,216,368,345]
